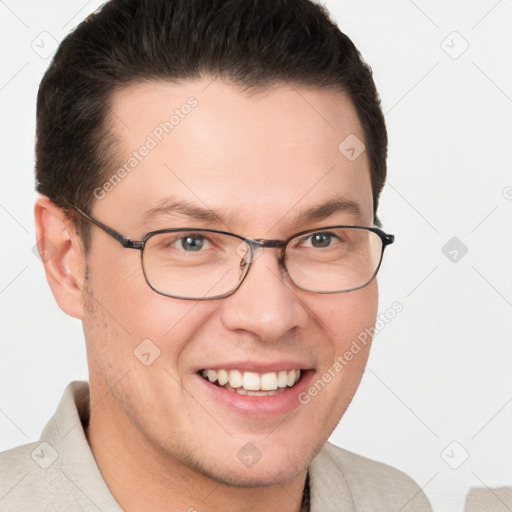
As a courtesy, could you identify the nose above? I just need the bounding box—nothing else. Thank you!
[219,248,309,340]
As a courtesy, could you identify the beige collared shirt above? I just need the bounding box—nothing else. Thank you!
[0,382,432,511]
[465,487,512,512]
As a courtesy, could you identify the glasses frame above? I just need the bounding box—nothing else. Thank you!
[70,205,395,300]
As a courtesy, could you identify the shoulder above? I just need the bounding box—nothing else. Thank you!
[465,487,512,512]
[0,440,39,477]
[310,441,432,511]
[0,382,111,512]
[0,442,44,511]
[322,441,424,489]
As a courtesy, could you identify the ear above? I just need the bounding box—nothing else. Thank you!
[34,196,86,319]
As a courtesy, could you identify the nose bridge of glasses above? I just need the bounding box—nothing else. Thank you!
[250,238,286,256]
[252,238,286,249]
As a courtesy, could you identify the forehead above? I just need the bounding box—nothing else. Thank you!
[98,79,373,233]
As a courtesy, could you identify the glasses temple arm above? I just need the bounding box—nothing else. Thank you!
[67,203,141,249]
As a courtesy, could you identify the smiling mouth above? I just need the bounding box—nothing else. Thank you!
[198,368,303,396]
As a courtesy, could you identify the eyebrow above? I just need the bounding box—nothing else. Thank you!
[292,197,363,224]
[143,198,221,223]
[141,196,364,227]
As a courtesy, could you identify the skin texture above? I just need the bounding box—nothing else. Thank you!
[35,79,379,512]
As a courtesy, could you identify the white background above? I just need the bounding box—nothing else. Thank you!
[0,1,511,511]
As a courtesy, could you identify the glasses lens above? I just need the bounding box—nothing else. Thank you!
[285,227,384,293]
[142,230,249,299]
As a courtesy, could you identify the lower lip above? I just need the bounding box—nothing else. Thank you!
[196,370,315,417]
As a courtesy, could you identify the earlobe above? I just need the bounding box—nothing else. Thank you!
[34,196,86,320]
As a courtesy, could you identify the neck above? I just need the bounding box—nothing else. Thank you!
[86,390,309,512]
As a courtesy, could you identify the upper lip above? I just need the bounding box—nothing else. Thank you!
[194,361,313,373]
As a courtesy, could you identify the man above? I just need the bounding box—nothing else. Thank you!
[0,0,432,510]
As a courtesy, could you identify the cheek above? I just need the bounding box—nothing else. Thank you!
[314,281,379,346]
[295,283,378,441]
[84,254,218,366]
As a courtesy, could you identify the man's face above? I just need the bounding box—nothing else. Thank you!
[81,79,377,485]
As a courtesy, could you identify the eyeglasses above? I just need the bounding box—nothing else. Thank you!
[70,205,394,300]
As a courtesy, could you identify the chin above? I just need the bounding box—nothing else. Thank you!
[186,447,310,488]
[203,462,305,488]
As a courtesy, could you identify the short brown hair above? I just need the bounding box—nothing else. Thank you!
[35,0,387,250]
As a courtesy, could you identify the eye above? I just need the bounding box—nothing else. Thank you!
[177,234,209,251]
[302,231,339,248]
[160,233,211,252]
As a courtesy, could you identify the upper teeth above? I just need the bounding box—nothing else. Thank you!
[201,369,301,391]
